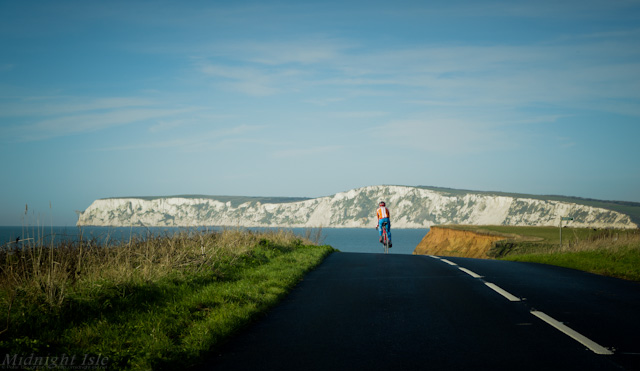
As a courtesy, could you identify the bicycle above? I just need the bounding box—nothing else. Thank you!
[378,221,390,254]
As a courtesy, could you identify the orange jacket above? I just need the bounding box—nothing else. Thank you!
[376,207,390,220]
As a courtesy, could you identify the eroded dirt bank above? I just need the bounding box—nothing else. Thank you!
[413,226,507,259]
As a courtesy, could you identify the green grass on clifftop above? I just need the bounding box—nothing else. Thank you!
[439,225,640,281]
[503,246,640,281]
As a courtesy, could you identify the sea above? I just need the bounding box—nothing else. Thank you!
[0,226,429,255]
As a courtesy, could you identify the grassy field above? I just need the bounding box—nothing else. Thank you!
[504,247,640,282]
[0,228,334,370]
[441,224,640,281]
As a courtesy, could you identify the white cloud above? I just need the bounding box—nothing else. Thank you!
[200,63,286,96]
[147,113,237,133]
[0,96,155,117]
[334,42,640,116]
[147,119,192,133]
[375,118,516,155]
[20,108,188,141]
[0,96,199,143]
[303,97,346,106]
[185,23,638,120]
[327,111,388,119]
[416,0,640,19]
[272,145,342,159]
[98,124,263,152]
[217,39,352,66]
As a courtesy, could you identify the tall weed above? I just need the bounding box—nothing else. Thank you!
[560,229,640,253]
[0,228,318,313]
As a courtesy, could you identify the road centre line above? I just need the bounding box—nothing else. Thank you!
[484,282,521,302]
[431,256,612,355]
[458,267,483,278]
[440,259,458,266]
[429,257,482,278]
[431,257,517,300]
[530,311,614,355]
[433,258,516,299]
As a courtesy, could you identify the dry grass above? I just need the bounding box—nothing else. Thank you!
[498,228,640,281]
[556,229,640,253]
[0,227,333,369]
[0,228,318,310]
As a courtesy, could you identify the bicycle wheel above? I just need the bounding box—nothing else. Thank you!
[381,221,389,254]
[383,231,389,254]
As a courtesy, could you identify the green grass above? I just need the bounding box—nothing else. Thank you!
[439,224,640,281]
[441,224,611,245]
[503,246,640,281]
[0,229,335,370]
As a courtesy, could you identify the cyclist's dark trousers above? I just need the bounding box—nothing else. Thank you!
[378,218,391,241]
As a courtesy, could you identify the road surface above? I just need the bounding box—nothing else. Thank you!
[193,252,640,370]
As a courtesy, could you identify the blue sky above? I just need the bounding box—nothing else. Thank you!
[1,0,640,225]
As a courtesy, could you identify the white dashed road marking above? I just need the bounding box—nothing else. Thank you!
[531,311,614,355]
[484,282,521,302]
[430,255,614,355]
[458,267,483,278]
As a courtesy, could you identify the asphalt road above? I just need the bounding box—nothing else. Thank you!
[193,252,640,371]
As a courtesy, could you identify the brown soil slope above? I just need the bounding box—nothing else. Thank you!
[413,226,507,259]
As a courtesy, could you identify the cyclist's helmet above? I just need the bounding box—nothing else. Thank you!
[379,201,386,207]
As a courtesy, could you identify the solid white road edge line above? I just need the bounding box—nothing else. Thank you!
[484,282,521,302]
[530,311,613,355]
[440,259,458,266]
[458,267,483,278]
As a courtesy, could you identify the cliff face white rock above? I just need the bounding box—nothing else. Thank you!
[76,185,638,229]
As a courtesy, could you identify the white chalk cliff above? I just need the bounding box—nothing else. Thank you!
[76,185,637,229]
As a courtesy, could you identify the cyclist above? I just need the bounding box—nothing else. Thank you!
[376,201,392,248]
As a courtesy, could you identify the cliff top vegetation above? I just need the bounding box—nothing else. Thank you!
[433,224,640,281]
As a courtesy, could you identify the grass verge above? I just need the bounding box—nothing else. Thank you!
[502,246,640,281]
[0,228,335,370]
[476,226,640,281]
[438,225,640,281]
